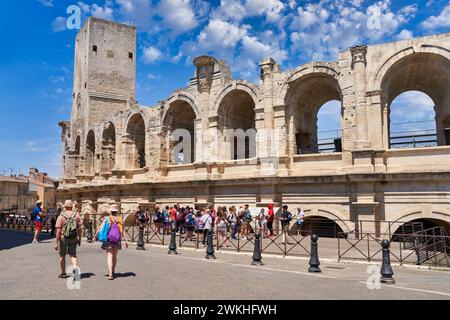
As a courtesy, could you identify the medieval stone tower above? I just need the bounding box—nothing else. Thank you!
[64,18,136,179]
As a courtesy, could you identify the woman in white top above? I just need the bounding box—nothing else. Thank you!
[295,208,305,236]
[257,208,268,238]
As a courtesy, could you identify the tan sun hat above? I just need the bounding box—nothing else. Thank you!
[64,200,73,208]
[110,204,119,213]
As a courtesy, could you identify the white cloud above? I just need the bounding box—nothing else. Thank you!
[213,0,246,22]
[289,0,418,61]
[197,19,249,50]
[390,91,435,124]
[52,17,67,32]
[421,3,450,30]
[244,0,285,22]
[395,29,413,41]
[38,0,54,6]
[76,1,114,20]
[142,46,162,64]
[157,0,198,33]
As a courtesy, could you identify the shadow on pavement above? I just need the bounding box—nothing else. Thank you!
[114,272,136,278]
[81,273,96,279]
[0,229,54,251]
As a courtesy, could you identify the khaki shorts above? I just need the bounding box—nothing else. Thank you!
[59,238,77,257]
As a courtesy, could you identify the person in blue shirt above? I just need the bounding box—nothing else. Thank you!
[32,200,43,244]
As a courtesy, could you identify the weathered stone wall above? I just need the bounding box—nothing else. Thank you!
[58,17,450,235]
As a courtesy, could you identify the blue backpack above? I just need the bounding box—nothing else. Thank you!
[98,218,110,242]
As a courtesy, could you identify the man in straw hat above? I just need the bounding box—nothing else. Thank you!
[54,200,82,279]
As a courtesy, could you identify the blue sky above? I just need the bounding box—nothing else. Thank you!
[0,0,449,178]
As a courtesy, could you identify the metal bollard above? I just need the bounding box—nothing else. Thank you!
[205,230,216,259]
[86,221,93,243]
[308,234,321,273]
[251,233,263,266]
[380,239,395,284]
[168,229,177,254]
[137,225,145,251]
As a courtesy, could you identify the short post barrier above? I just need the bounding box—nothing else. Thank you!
[168,229,177,254]
[251,233,263,266]
[308,234,321,273]
[86,220,93,243]
[137,225,145,251]
[205,230,216,260]
[380,239,395,284]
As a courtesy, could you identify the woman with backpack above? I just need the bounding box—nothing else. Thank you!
[216,212,229,248]
[185,209,196,241]
[153,207,162,235]
[95,204,129,280]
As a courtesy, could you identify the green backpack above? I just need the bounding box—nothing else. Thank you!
[63,213,78,239]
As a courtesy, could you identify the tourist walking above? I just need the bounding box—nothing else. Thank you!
[227,206,238,240]
[295,208,305,236]
[280,205,292,244]
[32,200,44,244]
[54,200,82,279]
[153,207,162,234]
[201,209,213,246]
[162,206,171,235]
[241,204,252,240]
[267,204,275,237]
[95,204,129,280]
[195,211,205,244]
[185,209,196,241]
[257,208,268,237]
[216,212,229,248]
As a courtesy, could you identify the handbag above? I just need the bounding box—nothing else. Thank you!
[98,218,110,242]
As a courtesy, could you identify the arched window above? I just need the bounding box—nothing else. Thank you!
[163,101,196,165]
[126,114,146,169]
[389,91,436,149]
[85,131,96,175]
[101,123,116,173]
[217,90,256,160]
[285,74,342,154]
[381,53,450,148]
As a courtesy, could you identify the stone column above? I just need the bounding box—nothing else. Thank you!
[351,45,371,150]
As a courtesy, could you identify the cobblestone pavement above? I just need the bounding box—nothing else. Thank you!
[1,229,450,300]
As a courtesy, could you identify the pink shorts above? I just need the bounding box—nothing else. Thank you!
[35,221,42,231]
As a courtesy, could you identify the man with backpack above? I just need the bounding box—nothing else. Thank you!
[54,200,82,279]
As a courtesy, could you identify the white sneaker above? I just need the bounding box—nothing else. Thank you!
[243,237,247,240]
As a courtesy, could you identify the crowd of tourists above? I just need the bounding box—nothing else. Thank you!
[134,203,306,246]
[28,200,305,281]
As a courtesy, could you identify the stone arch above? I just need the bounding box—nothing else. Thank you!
[125,113,146,169]
[216,87,258,160]
[212,80,261,115]
[383,207,450,235]
[162,98,197,165]
[306,208,352,234]
[283,67,343,155]
[101,122,116,174]
[277,62,341,104]
[163,91,200,121]
[369,46,450,148]
[85,130,96,176]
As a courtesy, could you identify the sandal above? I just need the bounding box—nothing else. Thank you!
[107,275,114,280]
[58,273,67,279]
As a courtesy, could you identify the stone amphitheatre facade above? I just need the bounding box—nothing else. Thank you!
[58,17,450,236]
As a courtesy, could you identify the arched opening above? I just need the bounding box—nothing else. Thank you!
[218,90,256,160]
[101,123,116,173]
[163,101,196,165]
[389,91,436,149]
[393,218,450,238]
[85,131,96,176]
[74,136,81,176]
[126,114,146,169]
[381,53,450,148]
[317,100,342,153]
[290,216,345,238]
[285,74,343,154]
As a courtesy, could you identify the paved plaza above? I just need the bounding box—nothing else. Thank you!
[1,229,450,300]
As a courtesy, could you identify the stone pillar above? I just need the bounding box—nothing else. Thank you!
[351,45,371,150]
[273,105,288,157]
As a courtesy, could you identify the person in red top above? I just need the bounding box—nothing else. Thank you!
[170,205,177,230]
[267,204,275,236]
